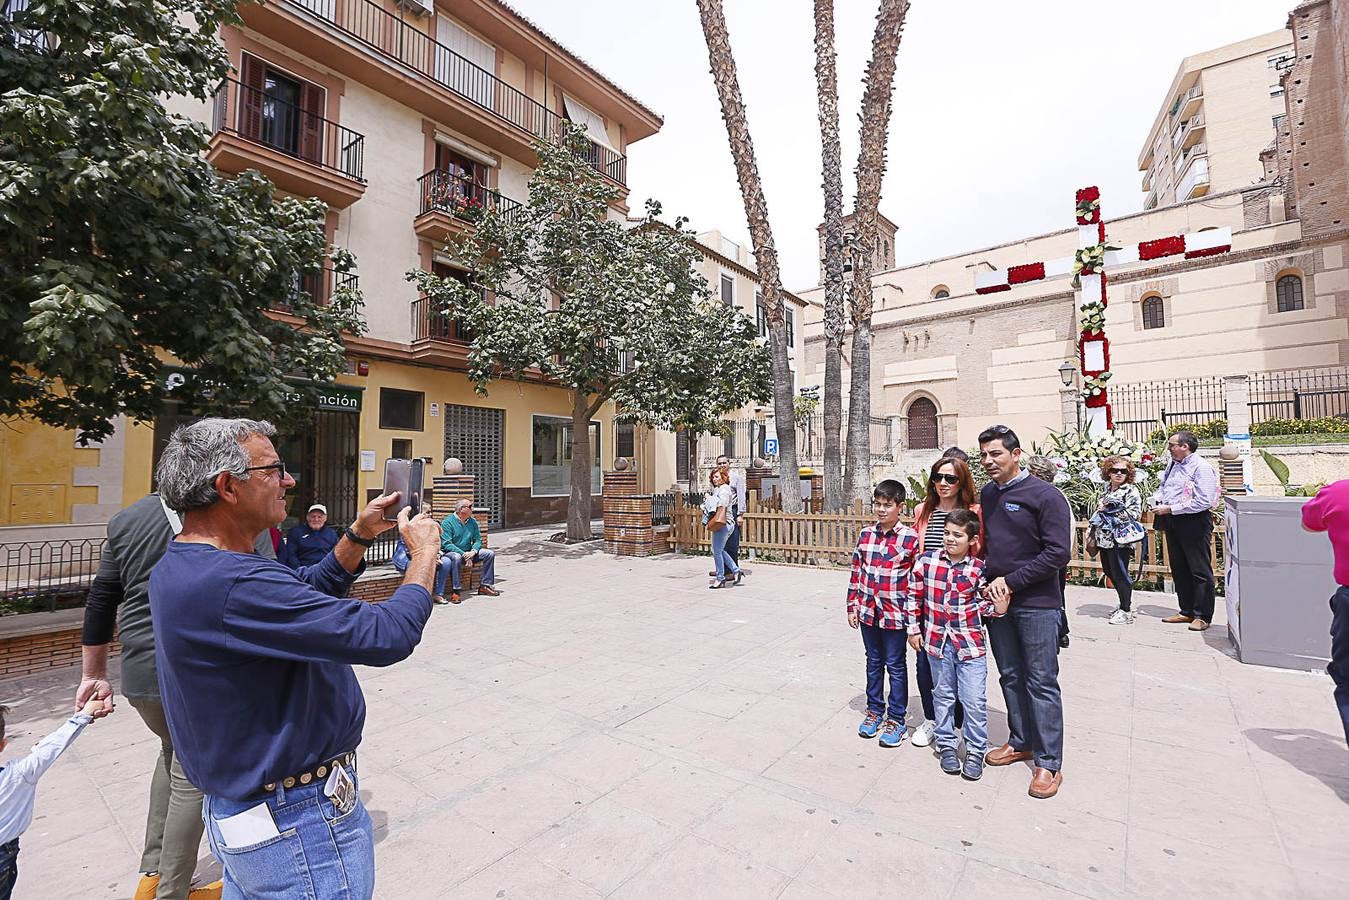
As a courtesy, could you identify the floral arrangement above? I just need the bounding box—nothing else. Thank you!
[1008,261,1046,284]
[1138,235,1185,261]
[1070,243,1118,288]
[1081,371,1112,404]
[452,194,486,222]
[1037,427,1165,520]
[1079,300,1106,334]
[1075,186,1101,225]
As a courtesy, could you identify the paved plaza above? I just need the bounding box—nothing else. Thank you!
[4,528,1347,899]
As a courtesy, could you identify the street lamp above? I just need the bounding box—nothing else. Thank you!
[1058,360,1083,431]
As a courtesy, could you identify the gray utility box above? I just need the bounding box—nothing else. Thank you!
[1224,495,1336,671]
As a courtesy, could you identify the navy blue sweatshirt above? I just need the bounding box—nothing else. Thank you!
[149,541,432,800]
[279,523,340,569]
[979,473,1072,609]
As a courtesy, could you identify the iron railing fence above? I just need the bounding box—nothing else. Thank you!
[283,0,626,183]
[212,77,365,181]
[417,170,525,224]
[1109,376,1228,443]
[0,539,105,614]
[411,296,475,344]
[1248,366,1349,425]
[272,267,359,313]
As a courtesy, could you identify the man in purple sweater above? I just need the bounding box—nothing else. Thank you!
[977,425,1072,799]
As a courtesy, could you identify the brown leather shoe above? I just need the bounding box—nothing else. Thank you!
[984,743,1033,767]
[477,584,500,597]
[1161,614,1194,624]
[449,591,462,604]
[1188,618,1210,631]
[1029,767,1062,799]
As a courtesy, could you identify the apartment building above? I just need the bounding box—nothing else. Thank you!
[1138,30,1293,209]
[0,0,662,532]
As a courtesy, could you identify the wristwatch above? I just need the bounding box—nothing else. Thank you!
[344,526,374,548]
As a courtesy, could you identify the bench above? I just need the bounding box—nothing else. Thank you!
[0,608,119,681]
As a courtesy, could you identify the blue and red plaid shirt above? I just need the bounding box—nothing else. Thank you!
[904,549,996,660]
[847,522,919,629]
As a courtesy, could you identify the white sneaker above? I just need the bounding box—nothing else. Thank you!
[1106,608,1134,625]
[910,720,936,747]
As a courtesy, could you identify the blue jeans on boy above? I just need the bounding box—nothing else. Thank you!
[859,623,908,723]
[710,524,740,582]
[916,632,964,727]
[988,607,1064,772]
[443,550,495,592]
[203,764,374,899]
[929,638,989,757]
[0,838,18,900]
[1329,585,1349,748]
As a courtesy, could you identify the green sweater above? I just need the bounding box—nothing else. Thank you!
[440,514,482,554]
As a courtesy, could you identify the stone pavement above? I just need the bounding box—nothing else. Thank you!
[3,531,1347,899]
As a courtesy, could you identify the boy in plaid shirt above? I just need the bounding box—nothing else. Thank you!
[905,509,1009,780]
[847,479,919,748]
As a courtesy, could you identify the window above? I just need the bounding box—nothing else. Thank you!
[675,428,691,482]
[391,438,413,459]
[785,309,795,348]
[720,274,734,307]
[1270,84,1285,97]
[436,16,495,108]
[433,144,487,210]
[932,287,950,300]
[1276,274,1304,312]
[755,294,768,339]
[428,263,477,341]
[379,388,424,431]
[532,415,600,496]
[239,55,324,165]
[615,421,635,458]
[907,397,938,450]
[1141,296,1165,330]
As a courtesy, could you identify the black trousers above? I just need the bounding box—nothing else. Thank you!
[1100,545,1134,612]
[1165,512,1215,621]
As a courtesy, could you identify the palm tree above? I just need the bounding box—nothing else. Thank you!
[844,0,910,500]
[695,0,803,513]
[814,0,847,512]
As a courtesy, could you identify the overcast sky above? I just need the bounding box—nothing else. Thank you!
[517,0,1287,291]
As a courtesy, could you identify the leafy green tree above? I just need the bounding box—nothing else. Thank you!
[0,0,364,443]
[409,126,771,541]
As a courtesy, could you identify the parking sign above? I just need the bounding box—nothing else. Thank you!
[764,438,779,456]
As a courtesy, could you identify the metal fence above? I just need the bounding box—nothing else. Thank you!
[1248,366,1349,425]
[0,539,105,615]
[1109,376,1228,443]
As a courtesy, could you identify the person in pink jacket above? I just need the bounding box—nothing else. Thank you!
[1302,478,1349,747]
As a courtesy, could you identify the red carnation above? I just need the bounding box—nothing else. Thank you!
[1008,262,1046,284]
[1076,186,1100,203]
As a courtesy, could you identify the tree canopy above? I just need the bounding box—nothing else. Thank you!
[0,0,364,442]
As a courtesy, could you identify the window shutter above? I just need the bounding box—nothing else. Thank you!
[299,81,325,166]
[239,54,266,140]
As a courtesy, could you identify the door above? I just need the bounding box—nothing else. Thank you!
[436,15,495,110]
[443,404,504,527]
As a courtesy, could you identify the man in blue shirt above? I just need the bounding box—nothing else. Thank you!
[278,502,340,569]
[149,418,442,900]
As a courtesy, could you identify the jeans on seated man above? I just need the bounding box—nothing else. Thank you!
[438,499,500,605]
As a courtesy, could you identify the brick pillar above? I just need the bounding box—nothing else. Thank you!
[432,474,477,519]
[1223,374,1253,493]
[744,465,775,501]
[602,471,654,556]
[1059,387,1080,433]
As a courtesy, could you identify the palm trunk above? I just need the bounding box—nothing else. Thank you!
[696,0,802,514]
[814,0,846,512]
[843,0,910,501]
[567,389,593,541]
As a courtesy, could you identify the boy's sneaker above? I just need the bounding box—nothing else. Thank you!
[858,711,883,739]
[910,720,936,747]
[877,719,906,748]
[940,749,961,774]
[961,756,984,781]
[1106,608,1134,625]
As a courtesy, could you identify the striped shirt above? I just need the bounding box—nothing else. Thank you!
[923,509,949,553]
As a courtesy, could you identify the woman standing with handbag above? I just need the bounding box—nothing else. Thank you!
[1092,455,1146,624]
[702,468,742,589]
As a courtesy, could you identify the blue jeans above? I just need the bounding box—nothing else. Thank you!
[724,515,741,565]
[988,607,1064,772]
[929,639,989,757]
[0,838,18,900]
[203,766,373,899]
[1330,585,1349,748]
[859,623,908,722]
[916,631,963,727]
[392,543,456,598]
[710,525,739,581]
[443,549,495,592]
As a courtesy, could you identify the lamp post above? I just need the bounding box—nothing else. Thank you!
[1059,359,1083,431]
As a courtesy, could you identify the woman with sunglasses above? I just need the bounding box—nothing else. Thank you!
[1092,456,1145,624]
[907,454,982,748]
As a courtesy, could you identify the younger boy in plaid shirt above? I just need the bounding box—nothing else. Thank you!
[905,509,1009,780]
[847,479,919,748]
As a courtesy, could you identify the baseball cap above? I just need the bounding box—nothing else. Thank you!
[307,504,328,515]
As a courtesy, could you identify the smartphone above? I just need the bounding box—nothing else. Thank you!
[382,458,425,521]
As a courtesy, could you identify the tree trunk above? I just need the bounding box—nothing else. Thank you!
[567,389,594,542]
[844,0,911,501]
[695,0,803,514]
[814,0,846,512]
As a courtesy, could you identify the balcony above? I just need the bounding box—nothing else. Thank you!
[248,0,627,186]
[1179,156,1210,199]
[1169,84,1203,123]
[269,267,359,315]
[410,296,474,368]
[413,170,525,244]
[1181,114,1206,150]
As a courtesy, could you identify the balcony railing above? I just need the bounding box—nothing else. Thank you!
[271,267,359,313]
[411,296,474,344]
[212,77,365,181]
[418,170,525,224]
[282,0,627,184]
[1179,156,1210,199]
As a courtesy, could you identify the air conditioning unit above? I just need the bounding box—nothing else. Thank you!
[396,0,434,16]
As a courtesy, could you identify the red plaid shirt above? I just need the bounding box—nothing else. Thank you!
[847,523,919,629]
[904,549,996,660]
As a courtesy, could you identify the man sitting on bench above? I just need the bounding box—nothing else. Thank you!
[439,499,499,604]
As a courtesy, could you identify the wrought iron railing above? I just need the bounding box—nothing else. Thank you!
[1248,366,1349,425]
[411,296,473,344]
[418,170,524,224]
[0,539,105,615]
[282,0,627,184]
[212,77,365,181]
[272,267,359,313]
[1109,376,1228,443]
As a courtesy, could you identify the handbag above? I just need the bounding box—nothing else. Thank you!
[708,504,728,533]
[1085,526,1100,558]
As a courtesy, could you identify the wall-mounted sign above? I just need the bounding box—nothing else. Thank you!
[360,450,376,472]
[430,402,440,417]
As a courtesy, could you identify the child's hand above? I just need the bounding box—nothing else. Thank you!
[80,696,107,718]
[847,611,859,629]
[907,634,921,652]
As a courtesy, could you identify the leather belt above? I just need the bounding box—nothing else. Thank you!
[264,751,355,793]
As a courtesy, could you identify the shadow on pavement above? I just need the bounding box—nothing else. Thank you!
[1244,727,1349,802]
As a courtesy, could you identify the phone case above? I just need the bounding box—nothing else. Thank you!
[382,458,425,521]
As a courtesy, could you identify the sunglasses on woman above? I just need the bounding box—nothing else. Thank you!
[1108,468,1129,475]
[931,473,960,485]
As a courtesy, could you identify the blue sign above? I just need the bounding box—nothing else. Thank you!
[764,438,779,456]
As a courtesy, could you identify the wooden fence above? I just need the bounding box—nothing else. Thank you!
[668,493,1225,590]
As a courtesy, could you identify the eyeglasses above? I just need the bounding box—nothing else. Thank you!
[1108,468,1129,475]
[931,473,960,485]
[243,461,288,480]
